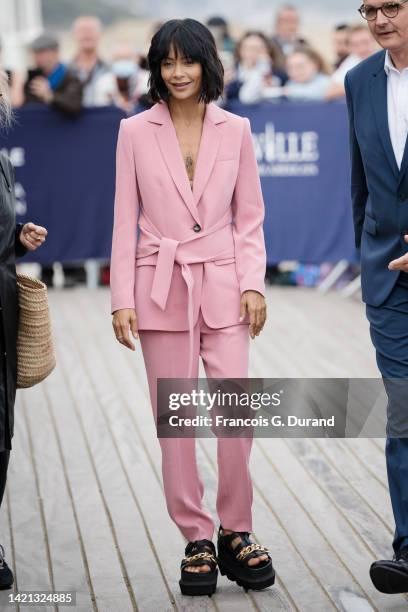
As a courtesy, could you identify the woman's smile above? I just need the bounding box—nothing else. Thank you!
[171,81,193,89]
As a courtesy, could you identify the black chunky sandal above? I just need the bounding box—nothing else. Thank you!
[179,539,218,596]
[217,525,275,591]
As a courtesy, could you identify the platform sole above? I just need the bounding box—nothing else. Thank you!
[179,569,218,597]
[218,559,275,592]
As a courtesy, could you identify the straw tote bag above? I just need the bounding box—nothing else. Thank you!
[16,274,56,389]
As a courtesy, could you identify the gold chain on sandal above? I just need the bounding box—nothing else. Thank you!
[182,551,217,566]
[236,544,269,562]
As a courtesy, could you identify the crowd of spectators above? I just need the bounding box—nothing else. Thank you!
[1,4,379,119]
[2,5,375,287]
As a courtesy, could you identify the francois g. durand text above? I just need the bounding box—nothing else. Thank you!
[166,415,336,428]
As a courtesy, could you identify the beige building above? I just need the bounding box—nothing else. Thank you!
[0,0,43,69]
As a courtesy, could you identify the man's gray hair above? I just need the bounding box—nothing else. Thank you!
[0,70,13,130]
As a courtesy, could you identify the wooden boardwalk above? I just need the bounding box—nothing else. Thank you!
[0,285,407,612]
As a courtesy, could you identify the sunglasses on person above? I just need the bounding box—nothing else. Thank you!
[359,0,408,20]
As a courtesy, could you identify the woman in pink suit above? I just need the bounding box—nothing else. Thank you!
[110,19,274,597]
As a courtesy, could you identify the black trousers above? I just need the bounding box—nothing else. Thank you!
[0,450,9,507]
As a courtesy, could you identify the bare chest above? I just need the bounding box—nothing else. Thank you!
[173,124,203,189]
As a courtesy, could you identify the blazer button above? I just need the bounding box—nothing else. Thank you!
[193,223,201,233]
[399,193,407,202]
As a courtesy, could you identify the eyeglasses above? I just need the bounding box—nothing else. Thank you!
[359,1,408,20]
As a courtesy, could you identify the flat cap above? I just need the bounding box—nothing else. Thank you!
[30,33,59,52]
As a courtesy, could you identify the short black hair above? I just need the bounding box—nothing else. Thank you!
[147,18,224,104]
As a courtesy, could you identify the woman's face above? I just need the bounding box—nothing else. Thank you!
[349,30,375,61]
[287,52,318,83]
[160,43,202,101]
[239,35,270,69]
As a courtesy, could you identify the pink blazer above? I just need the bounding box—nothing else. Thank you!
[110,100,266,374]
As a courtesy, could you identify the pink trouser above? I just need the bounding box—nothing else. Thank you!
[138,308,253,542]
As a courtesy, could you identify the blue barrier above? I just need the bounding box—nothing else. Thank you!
[227,100,356,264]
[0,102,356,265]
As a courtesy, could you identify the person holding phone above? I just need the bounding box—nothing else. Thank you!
[21,33,83,117]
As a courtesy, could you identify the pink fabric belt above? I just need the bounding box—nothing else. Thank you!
[135,209,235,378]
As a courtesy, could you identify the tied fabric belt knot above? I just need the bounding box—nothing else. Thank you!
[136,210,235,378]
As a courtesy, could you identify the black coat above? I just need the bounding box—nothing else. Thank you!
[0,152,27,452]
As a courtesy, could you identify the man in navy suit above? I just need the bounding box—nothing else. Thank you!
[345,0,408,594]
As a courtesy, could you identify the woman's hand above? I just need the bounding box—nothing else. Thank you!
[19,222,47,251]
[112,308,139,351]
[240,290,267,339]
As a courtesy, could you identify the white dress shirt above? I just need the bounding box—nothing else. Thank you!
[384,50,408,169]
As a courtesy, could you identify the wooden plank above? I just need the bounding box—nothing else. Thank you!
[316,439,394,534]
[41,301,136,612]
[6,396,55,612]
[249,436,370,610]
[343,440,388,490]
[286,438,393,556]
[253,287,378,378]
[20,375,95,611]
[256,437,408,610]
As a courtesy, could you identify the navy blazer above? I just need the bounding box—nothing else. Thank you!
[345,49,408,307]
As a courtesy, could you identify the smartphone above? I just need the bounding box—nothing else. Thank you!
[27,68,44,82]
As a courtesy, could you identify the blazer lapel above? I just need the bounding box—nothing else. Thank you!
[192,103,224,206]
[370,61,399,180]
[146,102,198,224]
[148,101,226,222]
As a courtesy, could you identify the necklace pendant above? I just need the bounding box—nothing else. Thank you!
[185,154,193,172]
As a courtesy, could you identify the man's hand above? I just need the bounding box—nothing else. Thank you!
[389,236,408,272]
[240,290,267,339]
[29,77,53,104]
[112,308,139,351]
[20,222,47,251]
